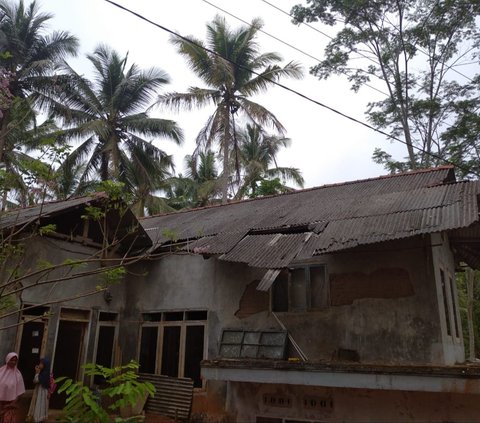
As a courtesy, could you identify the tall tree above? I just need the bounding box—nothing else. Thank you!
[235,124,304,199]
[126,143,176,217]
[159,15,303,203]
[45,45,183,189]
[165,150,221,210]
[0,0,78,163]
[291,0,480,175]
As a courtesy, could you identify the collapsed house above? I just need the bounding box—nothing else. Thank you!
[1,166,480,421]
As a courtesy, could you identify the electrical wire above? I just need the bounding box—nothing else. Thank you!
[261,0,475,83]
[200,0,388,97]
[102,0,480,178]
[259,0,477,156]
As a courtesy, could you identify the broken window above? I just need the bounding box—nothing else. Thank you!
[272,265,329,312]
[219,330,287,360]
[139,310,207,388]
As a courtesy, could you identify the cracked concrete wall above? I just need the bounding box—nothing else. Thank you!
[280,235,453,365]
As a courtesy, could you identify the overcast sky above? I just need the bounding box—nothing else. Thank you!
[43,0,407,188]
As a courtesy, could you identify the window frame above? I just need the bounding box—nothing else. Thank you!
[138,310,208,389]
[272,264,329,313]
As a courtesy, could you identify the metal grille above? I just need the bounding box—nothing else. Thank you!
[139,373,194,421]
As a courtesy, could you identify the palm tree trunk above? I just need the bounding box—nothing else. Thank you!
[221,107,230,204]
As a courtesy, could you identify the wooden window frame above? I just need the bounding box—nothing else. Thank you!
[138,310,208,389]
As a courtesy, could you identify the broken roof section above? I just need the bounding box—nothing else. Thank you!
[140,166,480,273]
[0,193,152,252]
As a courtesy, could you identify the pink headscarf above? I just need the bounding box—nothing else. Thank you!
[0,352,25,401]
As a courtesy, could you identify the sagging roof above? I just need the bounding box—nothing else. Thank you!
[140,166,480,276]
[0,193,152,252]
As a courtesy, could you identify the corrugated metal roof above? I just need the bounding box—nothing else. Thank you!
[0,193,108,230]
[0,193,152,251]
[140,167,480,268]
[220,233,311,268]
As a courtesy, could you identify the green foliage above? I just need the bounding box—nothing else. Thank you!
[159,15,303,202]
[456,270,480,357]
[61,258,87,270]
[100,266,126,286]
[82,206,105,222]
[249,178,290,198]
[161,228,178,243]
[292,0,480,176]
[38,224,56,236]
[97,181,127,202]
[56,360,155,423]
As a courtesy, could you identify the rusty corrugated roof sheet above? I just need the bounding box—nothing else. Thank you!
[141,166,480,268]
[0,193,108,230]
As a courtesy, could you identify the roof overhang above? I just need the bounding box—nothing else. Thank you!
[201,359,480,394]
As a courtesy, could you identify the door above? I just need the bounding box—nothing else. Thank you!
[17,321,45,389]
[93,325,115,385]
[51,320,87,408]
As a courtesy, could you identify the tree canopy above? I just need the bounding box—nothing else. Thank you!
[292,0,480,177]
[159,15,303,202]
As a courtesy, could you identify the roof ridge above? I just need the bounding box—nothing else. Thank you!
[140,166,455,221]
[2,192,107,214]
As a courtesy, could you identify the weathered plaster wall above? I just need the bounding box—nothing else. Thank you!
[0,236,126,364]
[430,233,464,364]
[21,237,126,308]
[121,253,280,363]
[279,235,450,365]
[121,253,282,418]
[229,381,480,423]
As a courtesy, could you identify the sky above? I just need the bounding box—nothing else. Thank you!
[43,0,407,189]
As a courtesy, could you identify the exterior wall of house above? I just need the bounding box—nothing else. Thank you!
[121,253,282,418]
[0,236,126,384]
[121,233,464,419]
[430,233,464,364]
[280,235,452,365]
[228,381,480,423]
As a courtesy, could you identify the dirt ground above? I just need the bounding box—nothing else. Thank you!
[46,408,176,422]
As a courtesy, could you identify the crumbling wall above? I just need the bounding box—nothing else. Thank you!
[277,235,449,365]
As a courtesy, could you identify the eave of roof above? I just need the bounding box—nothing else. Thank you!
[202,358,480,394]
[140,166,480,269]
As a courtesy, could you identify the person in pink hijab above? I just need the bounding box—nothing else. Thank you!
[0,352,26,423]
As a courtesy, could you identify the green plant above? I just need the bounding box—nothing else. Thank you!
[56,360,155,423]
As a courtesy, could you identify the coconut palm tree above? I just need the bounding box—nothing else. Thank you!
[165,150,221,210]
[0,0,78,163]
[235,123,304,199]
[47,45,183,190]
[159,15,303,203]
[126,142,176,217]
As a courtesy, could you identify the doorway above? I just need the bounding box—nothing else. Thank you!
[17,321,46,389]
[51,319,88,408]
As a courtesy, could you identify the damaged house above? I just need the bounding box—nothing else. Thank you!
[2,166,480,421]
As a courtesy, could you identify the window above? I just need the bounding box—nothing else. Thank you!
[219,330,287,359]
[272,265,329,312]
[138,310,207,388]
[94,312,118,384]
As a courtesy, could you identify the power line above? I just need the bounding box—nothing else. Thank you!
[102,0,479,178]
[200,0,388,97]
[262,0,474,83]
[260,0,475,149]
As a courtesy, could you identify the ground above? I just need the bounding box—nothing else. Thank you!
[46,408,176,422]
